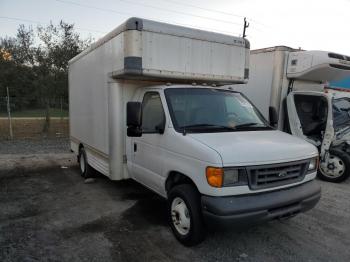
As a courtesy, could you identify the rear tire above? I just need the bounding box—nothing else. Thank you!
[318,148,350,183]
[167,184,206,246]
[78,147,93,178]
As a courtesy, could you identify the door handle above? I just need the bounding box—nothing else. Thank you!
[134,143,137,152]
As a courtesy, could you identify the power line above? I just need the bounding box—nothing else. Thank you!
[167,0,270,29]
[54,0,132,18]
[0,14,241,40]
[53,0,242,35]
[118,0,243,26]
[55,0,243,28]
[55,0,241,26]
[165,0,245,18]
[0,16,107,34]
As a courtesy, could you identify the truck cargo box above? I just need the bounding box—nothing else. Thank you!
[69,17,250,180]
[70,17,250,85]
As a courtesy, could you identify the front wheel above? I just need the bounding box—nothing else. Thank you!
[318,149,350,183]
[167,184,206,246]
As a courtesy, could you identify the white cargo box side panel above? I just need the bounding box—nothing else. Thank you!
[234,51,275,119]
[69,35,121,155]
[141,31,246,82]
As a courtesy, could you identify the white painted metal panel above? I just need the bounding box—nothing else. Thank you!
[110,33,124,72]
[287,51,350,81]
[71,17,249,85]
[141,31,247,83]
[69,39,113,155]
[234,51,276,119]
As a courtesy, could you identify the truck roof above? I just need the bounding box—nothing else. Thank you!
[251,46,301,54]
[70,17,249,65]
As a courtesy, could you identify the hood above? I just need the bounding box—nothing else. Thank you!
[188,130,318,166]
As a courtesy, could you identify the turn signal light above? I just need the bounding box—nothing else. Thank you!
[206,167,223,187]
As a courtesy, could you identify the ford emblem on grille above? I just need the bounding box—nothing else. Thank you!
[278,171,288,177]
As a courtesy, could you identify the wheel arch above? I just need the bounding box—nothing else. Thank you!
[165,171,199,195]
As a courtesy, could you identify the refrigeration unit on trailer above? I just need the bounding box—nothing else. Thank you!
[234,46,350,182]
[69,20,320,246]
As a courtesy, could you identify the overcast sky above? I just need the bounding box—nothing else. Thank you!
[1,0,350,54]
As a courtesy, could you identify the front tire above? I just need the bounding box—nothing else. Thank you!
[318,148,350,183]
[167,184,206,246]
[78,147,93,178]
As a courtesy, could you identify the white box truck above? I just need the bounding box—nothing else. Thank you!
[69,19,320,246]
[234,46,350,183]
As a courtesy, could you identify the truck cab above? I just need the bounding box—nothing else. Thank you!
[126,84,320,245]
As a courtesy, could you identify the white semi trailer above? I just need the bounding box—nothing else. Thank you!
[235,46,350,182]
[69,20,320,246]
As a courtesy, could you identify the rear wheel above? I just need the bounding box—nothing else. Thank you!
[167,184,206,246]
[318,149,350,183]
[78,147,93,178]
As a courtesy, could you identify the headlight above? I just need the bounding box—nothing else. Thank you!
[223,168,248,186]
[308,157,318,172]
[206,167,247,187]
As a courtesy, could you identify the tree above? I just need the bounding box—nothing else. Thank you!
[0,21,91,104]
[35,21,91,100]
[0,21,92,132]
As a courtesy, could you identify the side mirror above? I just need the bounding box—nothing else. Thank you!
[269,106,278,127]
[127,102,142,137]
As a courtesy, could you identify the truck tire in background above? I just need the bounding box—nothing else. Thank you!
[318,148,350,183]
[78,147,93,178]
[167,184,206,246]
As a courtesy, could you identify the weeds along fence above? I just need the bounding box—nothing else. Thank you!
[0,96,69,140]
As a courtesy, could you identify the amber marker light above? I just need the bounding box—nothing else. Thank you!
[206,167,224,187]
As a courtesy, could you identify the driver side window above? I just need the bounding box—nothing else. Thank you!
[142,92,166,133]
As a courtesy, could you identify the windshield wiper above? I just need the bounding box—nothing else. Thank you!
[180,124,236,135]
[235,122,261,128]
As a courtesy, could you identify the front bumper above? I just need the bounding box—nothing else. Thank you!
[201,180,321,227]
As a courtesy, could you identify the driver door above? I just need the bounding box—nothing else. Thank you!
[129,90,167,194]
[286,91,334,154]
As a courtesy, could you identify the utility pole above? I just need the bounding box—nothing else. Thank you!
[243,17,250,38]
[6,86,13,140]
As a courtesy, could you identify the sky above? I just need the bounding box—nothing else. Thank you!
[1,0,350,54]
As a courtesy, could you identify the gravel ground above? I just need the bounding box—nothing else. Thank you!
[0,153,350,262]
[0,138,70,154]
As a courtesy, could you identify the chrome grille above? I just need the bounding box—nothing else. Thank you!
[247,160,309,190]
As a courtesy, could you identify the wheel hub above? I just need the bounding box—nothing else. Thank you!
[171,197,190,235]
[327,163,335,170]
[320,154,345,178]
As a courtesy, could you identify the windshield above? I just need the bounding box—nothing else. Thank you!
[333,97,350,131]
[164,88,270,133]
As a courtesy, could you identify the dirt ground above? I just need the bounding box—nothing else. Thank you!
[1,153,350,262]
[0,118,69,140]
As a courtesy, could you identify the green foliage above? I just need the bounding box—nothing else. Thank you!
[0,21,92,107]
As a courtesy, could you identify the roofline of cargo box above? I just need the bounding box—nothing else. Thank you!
[251,46,302,54]
[69,17,250,65]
